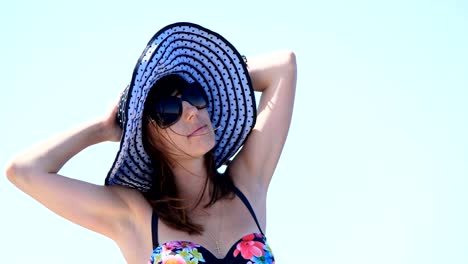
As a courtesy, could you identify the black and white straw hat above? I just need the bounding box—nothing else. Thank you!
[105,22,257,192]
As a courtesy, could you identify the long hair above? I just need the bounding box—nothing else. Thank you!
[141,74,235,235]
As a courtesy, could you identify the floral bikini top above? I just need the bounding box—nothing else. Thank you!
[148,186,275,264]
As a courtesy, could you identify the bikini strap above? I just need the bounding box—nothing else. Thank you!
[232,185,265,235]
[151,210,159,249]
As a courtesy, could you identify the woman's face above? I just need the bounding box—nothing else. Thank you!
[148,100,216,160]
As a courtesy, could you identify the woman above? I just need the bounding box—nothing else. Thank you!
[6,22,296,264]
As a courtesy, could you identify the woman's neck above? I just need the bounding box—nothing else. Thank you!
[171,156,212,207]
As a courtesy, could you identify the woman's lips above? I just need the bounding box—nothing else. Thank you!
[188,125,208,137]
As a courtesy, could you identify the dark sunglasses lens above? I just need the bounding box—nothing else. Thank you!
[153,97,181,127]
[185,83,208,108]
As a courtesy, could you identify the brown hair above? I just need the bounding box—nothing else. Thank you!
[141,75,235,235]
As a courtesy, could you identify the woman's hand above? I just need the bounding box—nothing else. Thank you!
[97,97,123,143]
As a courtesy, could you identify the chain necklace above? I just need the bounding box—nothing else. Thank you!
[206,232,222,255]
[200,201,225,256]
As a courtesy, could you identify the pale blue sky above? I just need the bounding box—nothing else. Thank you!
[1,0,467,263]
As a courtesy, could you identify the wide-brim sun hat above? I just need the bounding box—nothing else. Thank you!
[105,22,257,192]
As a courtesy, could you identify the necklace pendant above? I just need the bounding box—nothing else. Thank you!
[215,240,222,254]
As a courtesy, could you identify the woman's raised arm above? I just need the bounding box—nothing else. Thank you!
[5,101,134,240]
[231,51,297,191]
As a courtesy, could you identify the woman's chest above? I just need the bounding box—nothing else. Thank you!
[150,233,275,264]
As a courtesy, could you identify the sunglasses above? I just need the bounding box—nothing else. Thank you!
[146,82,209,128]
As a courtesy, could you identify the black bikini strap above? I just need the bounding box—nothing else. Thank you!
[232,185,264,235]
[151,210,159,249]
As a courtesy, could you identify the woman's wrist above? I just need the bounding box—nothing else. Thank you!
[81,120,108,144]
[83,107,121,143]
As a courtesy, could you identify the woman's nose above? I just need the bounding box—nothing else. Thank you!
[182,101,198,121]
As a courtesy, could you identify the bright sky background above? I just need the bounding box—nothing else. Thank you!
[1,0,467,263]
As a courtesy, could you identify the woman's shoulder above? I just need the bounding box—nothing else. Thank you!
[107,185,153,242]
[106,185,154,260]
[109,185,153,219]
[227,162,268,201]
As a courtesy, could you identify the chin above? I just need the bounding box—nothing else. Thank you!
[201,137,216,153]
[182,134,214,156]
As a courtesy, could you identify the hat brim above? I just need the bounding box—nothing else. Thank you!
[105,22,256,192]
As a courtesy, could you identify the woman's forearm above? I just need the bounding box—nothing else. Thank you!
[247,51,297,92]
[6,120,109,180]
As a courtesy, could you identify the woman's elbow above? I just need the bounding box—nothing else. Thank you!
[285,51,297,71]
[280,51,297,83]
[277,51,297,77]
[5,160,30,187]
[5,160,19,183]
[285,50,296,63]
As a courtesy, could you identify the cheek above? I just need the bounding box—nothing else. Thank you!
[195,133,216,154]
[156,131,176,151]
[201,109,213,123]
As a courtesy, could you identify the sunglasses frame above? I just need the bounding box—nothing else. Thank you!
[148,82,209,128]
